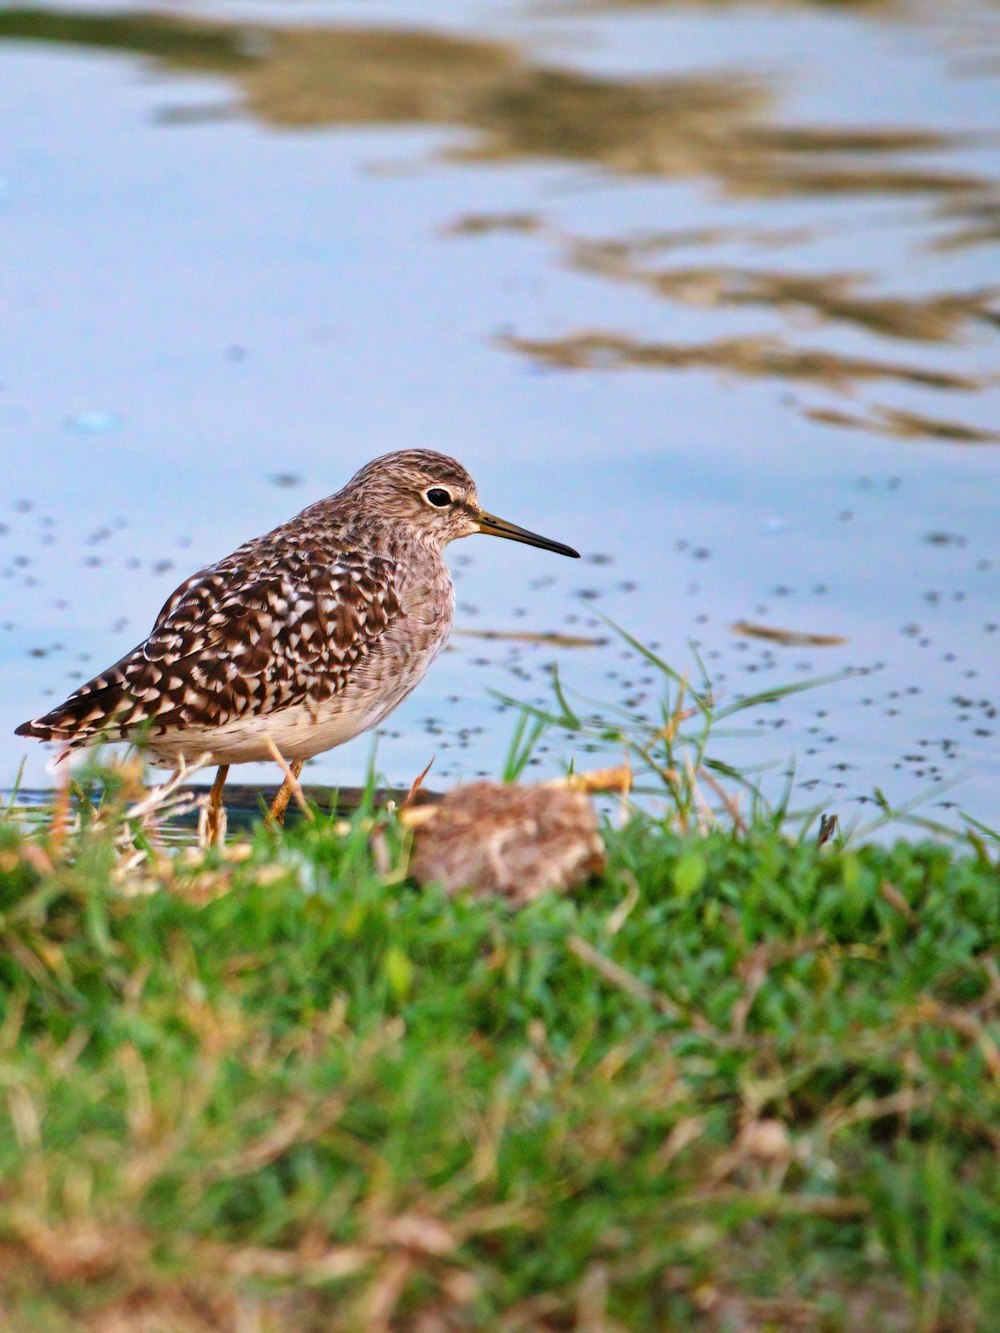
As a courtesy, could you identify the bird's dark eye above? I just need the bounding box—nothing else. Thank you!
[425,488,452,508]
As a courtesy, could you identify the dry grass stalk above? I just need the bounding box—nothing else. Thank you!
[127,753,213,823]
[402,756,435,810]
[547,763,632,796]
[568,935,684,1023]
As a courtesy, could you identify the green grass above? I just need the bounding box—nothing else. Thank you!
[1,784,998,1329]
[2,638,997,1329]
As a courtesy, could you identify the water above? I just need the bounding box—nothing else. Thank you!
[1,0,997,831]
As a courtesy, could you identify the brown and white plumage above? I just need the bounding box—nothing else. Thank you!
[17,450,578,818]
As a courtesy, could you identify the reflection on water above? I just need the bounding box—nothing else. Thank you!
[0,7,254,70]
[568,243,998,343]
[932,198,1000,252]
[499,329,981,389]
[0,6,992,203]
[2,5,995,404]
[567,0,894,7]
[805,405,1000,445]
[474,214,997,436]
[0,0,997,827]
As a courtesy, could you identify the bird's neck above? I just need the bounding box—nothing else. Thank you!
[293,508,443,567]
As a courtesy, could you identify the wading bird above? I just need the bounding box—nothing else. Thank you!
[17,450,579,837]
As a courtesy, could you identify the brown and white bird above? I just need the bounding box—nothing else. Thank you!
[17,449,579,832]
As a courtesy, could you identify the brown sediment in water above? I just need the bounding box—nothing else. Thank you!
[440,212,543,237]
[454,629,608,647]
[731,622,847,648]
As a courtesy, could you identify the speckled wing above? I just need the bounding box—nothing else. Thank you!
[16,549,403,746]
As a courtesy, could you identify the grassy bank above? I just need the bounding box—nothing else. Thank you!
[1,777,998,1330]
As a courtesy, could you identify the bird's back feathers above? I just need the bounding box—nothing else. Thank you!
[17,540,404,749]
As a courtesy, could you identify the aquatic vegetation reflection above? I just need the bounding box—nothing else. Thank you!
[0,7,991,205]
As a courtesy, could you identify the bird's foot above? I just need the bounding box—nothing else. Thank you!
[198,800,227,848]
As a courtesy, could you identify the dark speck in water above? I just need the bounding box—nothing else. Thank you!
[924,532,966,546]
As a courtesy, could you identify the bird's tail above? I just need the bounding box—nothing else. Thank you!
[16,672,129,748]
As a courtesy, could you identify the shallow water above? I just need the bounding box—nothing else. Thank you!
[1,0,997,831]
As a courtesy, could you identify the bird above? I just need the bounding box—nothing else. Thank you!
[16,449,580,837]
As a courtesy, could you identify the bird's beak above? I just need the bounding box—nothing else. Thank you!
[476,511,580,559]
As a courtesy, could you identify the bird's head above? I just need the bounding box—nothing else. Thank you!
[345,449,580,558]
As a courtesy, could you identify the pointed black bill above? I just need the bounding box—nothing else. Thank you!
[477,510,580,559]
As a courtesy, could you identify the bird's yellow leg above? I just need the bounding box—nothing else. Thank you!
[204,763,230,846]
[267,760,304,827]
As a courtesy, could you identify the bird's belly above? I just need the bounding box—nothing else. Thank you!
[145,643,443,768]
[146,699,383,766]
